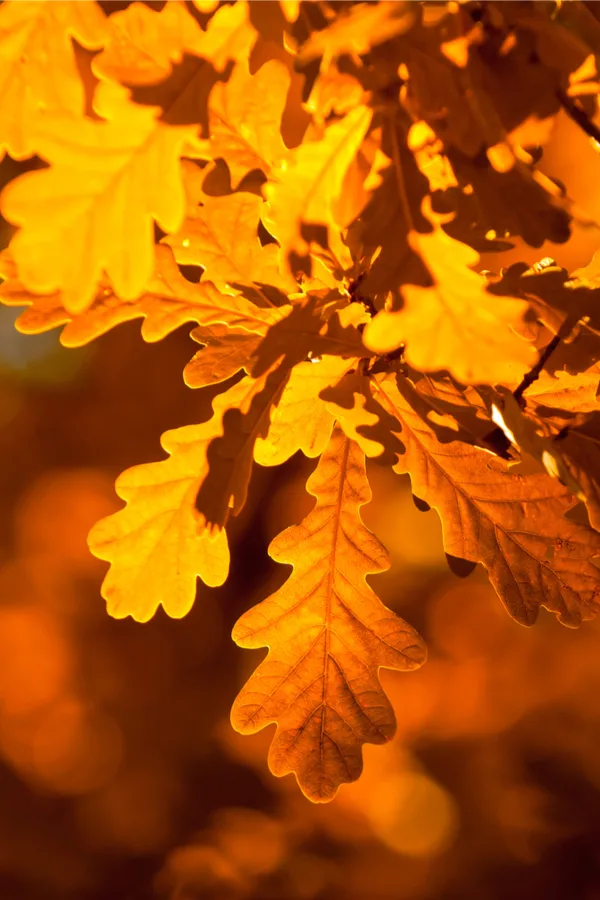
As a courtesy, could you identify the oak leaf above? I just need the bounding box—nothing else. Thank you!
[261,106,372,266]
[364,224,536,385]
[184,324,263,389]
[95,0,254,85]
[254,355,355,466]
[0,0,107,160]
[231,426,426,802]
[0,245,280,346]
[198,58,291,189]
[526,368,600,415]
[92,0,205,86]
[372,375,600,627]
[165,187,296,296]
[89,371,285,621]
[298,1,415,65]
[1,82,197,312]
[88,421,230,624]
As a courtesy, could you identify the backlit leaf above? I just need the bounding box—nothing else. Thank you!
[165,187,296,295]
[373,375,600,627]
[184,324,263,388]
[93,0,205,86]
[231,425,426,802]
[262,106,372,266]
[298,1,415,65]
[364,224,536,386]
[199,58,291,189]
[0,245,280,346]
[0,0,107,160]
[1,82,197,312]
[254,355,355,466]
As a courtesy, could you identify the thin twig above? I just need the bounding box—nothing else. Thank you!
[556,87,600,145]
[513,333,561,404]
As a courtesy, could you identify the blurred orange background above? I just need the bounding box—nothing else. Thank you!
[0,111,600,900]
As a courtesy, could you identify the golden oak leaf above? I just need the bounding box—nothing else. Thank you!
[165,189,296,295]
[261,106,372,265]
[198,57,291,189]
[88,422,230,624]
[364,225,536,385]
[372,375,600,627]
[0,245,279,346]
[526,368,600,414]
[231,426,426,802]
[0,0,107,160]
[298,1,415,65]
[92,0,205,86]
[306,66,367,126]
[1,82,197,312]
[94,0,253,85]
[254,355,355,466]
[184,324,263,388]
[194,1,256,72]
[88,371,283,621]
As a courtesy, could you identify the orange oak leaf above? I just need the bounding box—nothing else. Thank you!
[298,1,415,65]
[372,374,600,627]
[0,0,107,160]
[526,368,600,415]
[165,188,296,296]
[94,0,254,85]
[231,425,426,802]
[254,355,356,466]
[261,105,373,265]
[1,82,197,312]
[0,245,280,346]
[364,224,536,385]
[92,0,205,86]
[184,324,263,388]
[197,57,291,189]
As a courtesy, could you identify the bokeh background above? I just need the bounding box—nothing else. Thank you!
[1,111,600,900]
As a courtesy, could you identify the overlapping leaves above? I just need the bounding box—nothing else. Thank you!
[2,0,600,803]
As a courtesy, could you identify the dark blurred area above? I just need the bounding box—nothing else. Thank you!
[1,114,600,900]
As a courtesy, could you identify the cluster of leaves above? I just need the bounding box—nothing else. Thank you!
[2,0,600,803]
